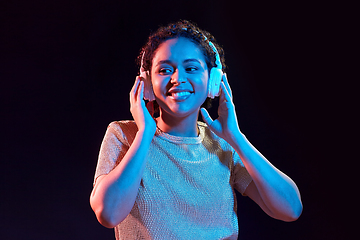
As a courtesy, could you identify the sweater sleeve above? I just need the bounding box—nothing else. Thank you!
[93,121,131,186]
[232,149,253,195]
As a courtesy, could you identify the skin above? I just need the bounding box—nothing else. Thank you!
[90,37,303,228]
[151,37,209,137]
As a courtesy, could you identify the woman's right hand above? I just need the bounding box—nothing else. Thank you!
[130,76,157,134]
[91,77,157,228]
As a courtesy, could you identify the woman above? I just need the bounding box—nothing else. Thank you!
[90,20,302,240]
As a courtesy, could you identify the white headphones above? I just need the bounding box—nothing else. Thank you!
[206,40,223,99]
[140,31,223,101]
[140,52,156,101]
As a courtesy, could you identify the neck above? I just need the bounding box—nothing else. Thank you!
[156,109,199,137]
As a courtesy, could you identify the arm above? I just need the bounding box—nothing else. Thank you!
[90,77,156,228]
[201,74,302,221]
[231,131,302,221]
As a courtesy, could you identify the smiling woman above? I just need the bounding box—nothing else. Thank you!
[150,37,209,135]
[139,21,226,110]
[90,20,302,240]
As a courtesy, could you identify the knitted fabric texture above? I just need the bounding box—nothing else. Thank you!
[94,120,253,240]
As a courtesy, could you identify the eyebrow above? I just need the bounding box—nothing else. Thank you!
[155,58,201,67]
[183,58,201,64]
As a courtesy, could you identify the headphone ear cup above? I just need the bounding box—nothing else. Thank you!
[140,71,155,101]
[208,68,223,98]
[207,71,213,98]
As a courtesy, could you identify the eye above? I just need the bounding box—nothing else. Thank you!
[185,66,198,72]
[159,68,173,75]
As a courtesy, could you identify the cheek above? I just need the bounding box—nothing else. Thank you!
[191,77,209,105]
[196,80,208,95]
[198,73,209,94]
[151,75,165,94]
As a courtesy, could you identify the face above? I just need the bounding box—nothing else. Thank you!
[151,37,209,118]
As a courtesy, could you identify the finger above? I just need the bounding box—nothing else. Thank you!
[200,108,213,126]
[218,81,226,103]
[218,81,229,103]
[220,81,232,103]
[222,73,232,99]
[131,76,140,96]
[130,76,141,102]
[138,80,144,100]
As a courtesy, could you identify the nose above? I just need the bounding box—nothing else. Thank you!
[170,69,186,85]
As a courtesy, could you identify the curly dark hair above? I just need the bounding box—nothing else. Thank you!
[136,20,226,109]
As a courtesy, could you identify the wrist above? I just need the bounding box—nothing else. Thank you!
[226,129,247,150]
[137,125,156,140]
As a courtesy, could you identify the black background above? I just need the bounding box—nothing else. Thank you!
[1,0,351,239]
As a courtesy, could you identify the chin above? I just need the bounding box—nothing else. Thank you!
[156,93,207,118]
[158,103,199,119]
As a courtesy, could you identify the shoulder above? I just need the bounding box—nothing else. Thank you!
[108,120,138,132]
[107,120,138,146]
[198,121,237,168]
[198,121,227,143]
[198,121,233,150]
[198,121,217,139]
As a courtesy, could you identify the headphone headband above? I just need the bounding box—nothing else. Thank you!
[182,27,222,70]
[141,29,222,72]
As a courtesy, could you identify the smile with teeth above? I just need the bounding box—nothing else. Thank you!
[168,91,193,100]
[171,92,191,97]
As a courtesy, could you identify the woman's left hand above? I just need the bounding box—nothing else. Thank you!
[201,73,241,145]
[202,74,303,222]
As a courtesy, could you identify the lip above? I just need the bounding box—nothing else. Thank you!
[167,88,194,95]
[167,88,194,101]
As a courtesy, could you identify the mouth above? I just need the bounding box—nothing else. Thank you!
[167,89,194,101]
